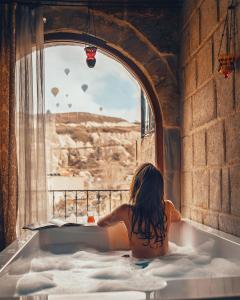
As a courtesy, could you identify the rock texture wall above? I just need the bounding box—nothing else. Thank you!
[180,0,240,236]
[46,112,140,189]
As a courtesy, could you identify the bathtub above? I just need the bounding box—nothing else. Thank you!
[0,219,240,299]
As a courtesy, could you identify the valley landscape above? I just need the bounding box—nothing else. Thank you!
[46,112,140,219]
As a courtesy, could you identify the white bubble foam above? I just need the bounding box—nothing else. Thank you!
[91,267,132,280]
[16,273,56,295]
[2,239,240,296]
[31,257,74,272]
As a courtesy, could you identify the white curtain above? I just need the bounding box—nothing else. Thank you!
[15,4,48,232]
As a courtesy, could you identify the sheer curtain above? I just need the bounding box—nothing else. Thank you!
[16,4,48,232]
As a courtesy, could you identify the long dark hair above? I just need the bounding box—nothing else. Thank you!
[130,163,167,247]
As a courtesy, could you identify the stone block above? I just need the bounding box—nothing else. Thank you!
[225,113,240,163]
[219,0,229,20]
[180,27,190,65]
[192,80,216,127]
[200,0,218,42]
[181,0,197,26]
[193,169,209,209]
[181,98,192,135]
[190,207,203,223]
[85,13,122,45]
[207,121,224,166]
[197,39,213,86]
[215,75,234,117]
[181,205,191,218]
[189,9,200,54]
[185,58,197,97]
[230,165,240,216]
[236,60,240,111]
[145,57,169,86]
[181,171,192,206]
[203,211,219,229]
[222,167,230,213]
[181,135,192,171]
[193,129,206,166]
[209,169,221,211]
[155,81,180,127]
[219,213,240,237]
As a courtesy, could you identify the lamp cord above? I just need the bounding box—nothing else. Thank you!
[217,0,235,58]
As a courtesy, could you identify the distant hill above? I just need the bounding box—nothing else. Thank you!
[46,112,140,190]
[50,112,132,124]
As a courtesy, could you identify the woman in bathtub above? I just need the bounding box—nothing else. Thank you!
[97,163,181,259]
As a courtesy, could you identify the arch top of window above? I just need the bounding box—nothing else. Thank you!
[44,39,154,113]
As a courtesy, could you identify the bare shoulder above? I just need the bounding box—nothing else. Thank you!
[113,204,131,222]
[164,199,175,208]
[164,200,181,221]
[116,204,131,214]
[97,204,131,227]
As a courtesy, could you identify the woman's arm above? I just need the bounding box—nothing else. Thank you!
[97,204,128,227]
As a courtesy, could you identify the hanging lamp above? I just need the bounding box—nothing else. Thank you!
[85,46,97,68]
[217,0,238,78]
[85,6,97,68]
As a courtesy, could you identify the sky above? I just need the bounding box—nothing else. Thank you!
[45,45,141,122]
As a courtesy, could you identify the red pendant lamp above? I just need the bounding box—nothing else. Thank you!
[85,6,97,68]
[217,0,238,78]
[85,46,97,68]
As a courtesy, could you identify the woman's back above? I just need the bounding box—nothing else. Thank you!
[97,163,181,258]
[124,201,179,258]
[98,200,181,258]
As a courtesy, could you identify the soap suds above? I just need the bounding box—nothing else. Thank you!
[1,239,240,296]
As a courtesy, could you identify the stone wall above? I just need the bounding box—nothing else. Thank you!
[180,0,240,236]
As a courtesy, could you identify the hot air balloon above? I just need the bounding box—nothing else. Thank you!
[51,87,59,97]
[56,103,60,107]
[68,103,72,108]
[81,84,88,92]
[64,68,70,76]
[99,107,103,111]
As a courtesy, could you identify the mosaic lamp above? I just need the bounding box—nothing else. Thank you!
[218,0,237,78]
[85,46,97,68]
[218,54,235,78]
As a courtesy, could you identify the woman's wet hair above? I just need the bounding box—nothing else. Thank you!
[129,163,167,247]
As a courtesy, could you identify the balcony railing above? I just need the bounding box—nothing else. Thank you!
[48,189,129,222]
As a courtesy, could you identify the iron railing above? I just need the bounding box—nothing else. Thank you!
[48,189,129,222]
